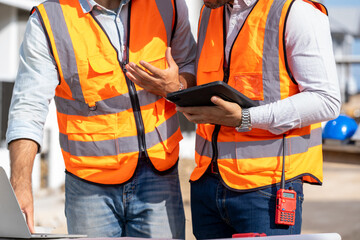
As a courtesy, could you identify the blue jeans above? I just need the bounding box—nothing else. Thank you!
[190,173,304,239]
[64,160,185,238]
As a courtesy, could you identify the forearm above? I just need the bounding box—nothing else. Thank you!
[9,139,38,188]
[8,139,38,233]
[250,91,340,135]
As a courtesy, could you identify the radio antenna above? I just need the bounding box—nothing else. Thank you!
[280,134,286,190]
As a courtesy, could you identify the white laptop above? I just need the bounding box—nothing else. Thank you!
[0,166,86,239]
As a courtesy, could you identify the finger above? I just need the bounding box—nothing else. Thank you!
[126,63,157,85]
[176,106,203,115]
[211,96,242,113]
[132,63,162,85]
[183,113,211,124]
[125,65,144,84]
[165,47,177,69]
[211,96,228,108]
[128,62,150,77]
[125,71,141,86]
[175,106,184,112]
[139,60,163,77]
[182,112,200,123]
[24,209,35,233]
[125,63,141,79]
[182,112,192,121]
[125,62,139,73]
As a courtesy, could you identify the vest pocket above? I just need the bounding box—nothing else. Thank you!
[85,54,116,81]
[232,72,264,101]
[198,56,222,72]
[148,57,167,69]
[88,55,114,73]
[65,114,120,169]
[78,54,122,102]
[235,156,289,174]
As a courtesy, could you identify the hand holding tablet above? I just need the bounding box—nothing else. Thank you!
[166,81,258,108]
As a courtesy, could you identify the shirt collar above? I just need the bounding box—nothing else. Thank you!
[78,0,129,14]
[78,0,95,13]
[227,0,256,9]
[243,0,254,6]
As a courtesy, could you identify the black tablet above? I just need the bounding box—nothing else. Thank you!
[166,81,258,108]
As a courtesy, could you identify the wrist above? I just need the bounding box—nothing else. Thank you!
[235,108,252,132]
[178,81,184,91]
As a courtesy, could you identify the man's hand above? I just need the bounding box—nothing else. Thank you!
[9,139,38,233]
[11,176,35,233]
[125,47,182,97]
[176,96,243,127]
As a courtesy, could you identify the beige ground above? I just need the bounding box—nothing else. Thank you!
[33,158,360,240]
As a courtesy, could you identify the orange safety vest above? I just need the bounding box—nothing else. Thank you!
[192,0,328,191]
[33,0,182,184]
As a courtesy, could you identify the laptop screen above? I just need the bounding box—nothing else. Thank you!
[0,167,86,239]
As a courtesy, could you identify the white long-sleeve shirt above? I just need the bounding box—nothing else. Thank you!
[225,0,341,134]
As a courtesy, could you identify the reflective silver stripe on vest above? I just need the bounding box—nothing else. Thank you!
[196,127,322,160]
[196,7,211,74]
[41,0,85,103]
[155,0,174,46]
[55,90,160,116]
[137,90,162,109]
[60,112,180,156]
[262,0,287,102]
[196,1,289,103]
[42,1,165,107]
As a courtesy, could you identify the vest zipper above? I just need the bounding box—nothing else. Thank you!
[124,2,148,158]
[210,8,232,173]
[210,66,230,172]
[89,10,148,159]
[122,64,148,156]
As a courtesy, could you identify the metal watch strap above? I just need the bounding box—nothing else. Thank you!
[236,108,252,132]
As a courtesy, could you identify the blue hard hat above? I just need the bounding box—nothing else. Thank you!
[322,114,358,141]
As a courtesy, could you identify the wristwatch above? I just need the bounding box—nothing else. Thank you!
[235,108,252,132]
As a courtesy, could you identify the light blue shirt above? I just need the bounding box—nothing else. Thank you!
[6,0,196,150]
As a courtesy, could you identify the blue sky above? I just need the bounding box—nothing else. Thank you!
[323,0,360,6]
[323,0,360,93]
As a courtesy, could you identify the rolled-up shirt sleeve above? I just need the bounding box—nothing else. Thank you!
[6,12,59,150]
[170,0,196,76]
[249,1,341,135]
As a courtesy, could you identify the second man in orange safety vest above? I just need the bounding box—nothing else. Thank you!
[176,0,341,238]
